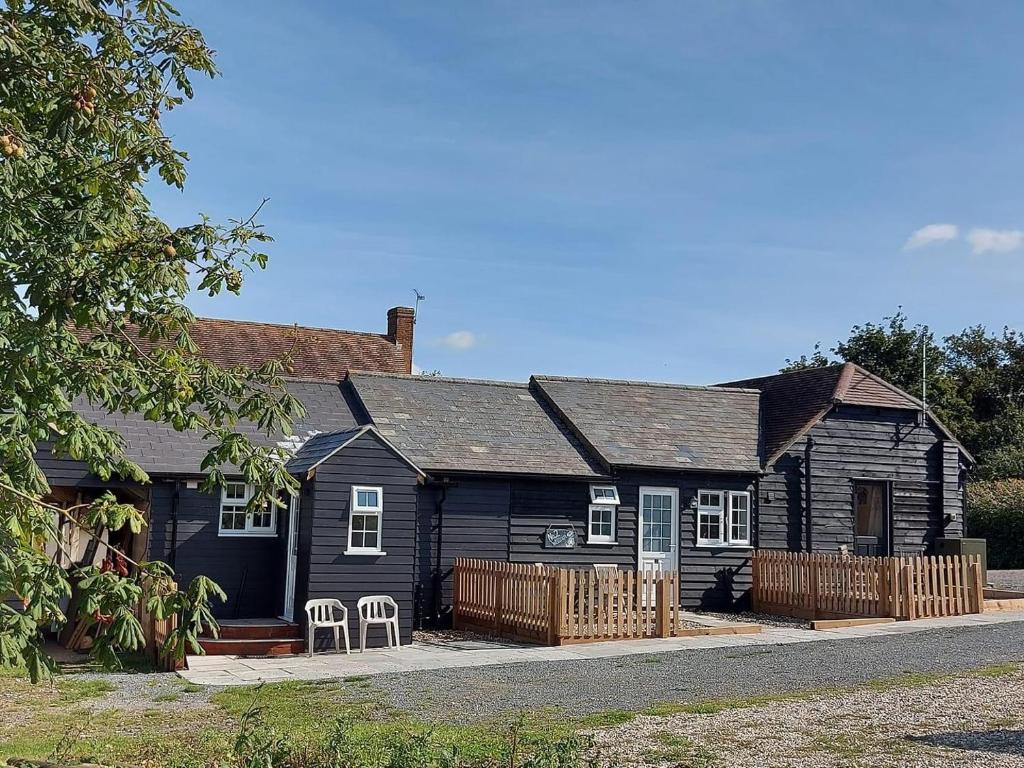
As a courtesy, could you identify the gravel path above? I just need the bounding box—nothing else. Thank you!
[590,665,1024,767]
[366,621,1024,721]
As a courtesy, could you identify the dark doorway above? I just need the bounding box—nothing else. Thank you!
[853,481,890,556]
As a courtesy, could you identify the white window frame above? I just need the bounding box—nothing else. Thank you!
[728,491,751,546]
[589,484,621,505]
[218,482,277,537]
[696,489,753,548]
[345,485,385,556]
[696,489,725,547]
[587,503,617,544]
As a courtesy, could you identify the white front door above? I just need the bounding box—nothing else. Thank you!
[281,494,299,622]
[637,487,679,576]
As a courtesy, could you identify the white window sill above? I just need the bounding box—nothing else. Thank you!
[218,531,278,538]
[344,549,387,557]
[587,539,618,546]
[696,542,753,550]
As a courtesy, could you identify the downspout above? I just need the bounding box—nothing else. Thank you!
[433,482,449,626]
[168,480,181,569]
[804,437,814,552]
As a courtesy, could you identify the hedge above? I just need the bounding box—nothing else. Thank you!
[965,479,1024,569]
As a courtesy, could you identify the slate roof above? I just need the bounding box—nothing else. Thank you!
[346,372,606,478]
[530,376,762,473]
[69,378,359,476]
[73,317,409,380]
[285,425,425,477]
[719,362,971,464]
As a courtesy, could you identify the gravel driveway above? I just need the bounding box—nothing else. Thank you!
[590,665,1024,767]
[367,621,1024,721]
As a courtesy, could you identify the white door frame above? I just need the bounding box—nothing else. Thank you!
[281,493,299,622]
[637,486,679,574]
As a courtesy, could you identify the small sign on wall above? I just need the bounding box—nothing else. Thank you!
[544,525,578,549]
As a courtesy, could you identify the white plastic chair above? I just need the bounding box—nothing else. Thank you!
[356,595,400,652]
[304,598,350,657]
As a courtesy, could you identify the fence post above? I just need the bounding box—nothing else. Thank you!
[968,556,984,614]
[547,570,563,645]
[452,559,461,630]
[877,558,891,618]
[655,577,670,638]
[494,567,505,634]
[809,556,820,620]
[901,564,915,620]
[751,552,760,612]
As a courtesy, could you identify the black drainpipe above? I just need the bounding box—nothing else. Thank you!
[168,480,181,569]
[804,437,814,552]
[432,481,449,626]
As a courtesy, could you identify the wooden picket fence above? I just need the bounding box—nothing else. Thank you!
[452,558,749,645]
[752,550,984,621]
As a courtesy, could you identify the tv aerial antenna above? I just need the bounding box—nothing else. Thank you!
[413,289,425,324]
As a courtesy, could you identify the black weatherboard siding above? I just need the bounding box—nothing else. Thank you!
[301,431,420,648]
[148,482,284,619]
[758,405,964,556]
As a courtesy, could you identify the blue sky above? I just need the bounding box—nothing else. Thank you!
[154,1,1024,383]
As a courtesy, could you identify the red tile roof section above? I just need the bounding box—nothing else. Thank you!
[75,310,414,380]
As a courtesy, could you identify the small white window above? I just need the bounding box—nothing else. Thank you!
[728,491,751,546]
[347,485,384,555]
[588,504,617,544]
[219,483,276,537]
[696,490,725,546]
[589,485,620,505]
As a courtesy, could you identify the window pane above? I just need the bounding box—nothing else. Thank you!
[225,483,246,500]
[363,531,379,549]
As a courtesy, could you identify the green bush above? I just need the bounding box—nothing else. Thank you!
[966,480,1024,569]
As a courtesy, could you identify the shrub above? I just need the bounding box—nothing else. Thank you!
[966,480,1024,569]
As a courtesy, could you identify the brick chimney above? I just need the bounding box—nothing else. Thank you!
[386,306,415,373]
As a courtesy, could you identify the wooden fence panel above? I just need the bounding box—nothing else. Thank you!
[453,559,711,645]
[750,551,983,622]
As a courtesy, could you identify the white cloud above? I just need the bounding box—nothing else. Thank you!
[967,228,1024,255]
[903,223,958,250]
[439,330,479,350]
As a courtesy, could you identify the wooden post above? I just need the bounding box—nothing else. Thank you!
[452,559,462,630]
[547,570,563,645]
[655,576,671,638]
[494,567,505,634]
[968,556,984,614]
[751,552,760,612]
[901,564,915,620]
[809,556,820,620]
[877,558,891,618]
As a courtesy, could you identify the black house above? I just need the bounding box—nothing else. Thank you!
[40,346,972,650]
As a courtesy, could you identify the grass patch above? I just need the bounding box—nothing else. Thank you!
[1,660,1019,766]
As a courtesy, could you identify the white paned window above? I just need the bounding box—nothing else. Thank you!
[219,483,276,536]
[589,485,621,505]
[728,491,751,546]
[588,504,617,544]
[347,486,384,555]
[696,489,752,547]
[696,490,724,546]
